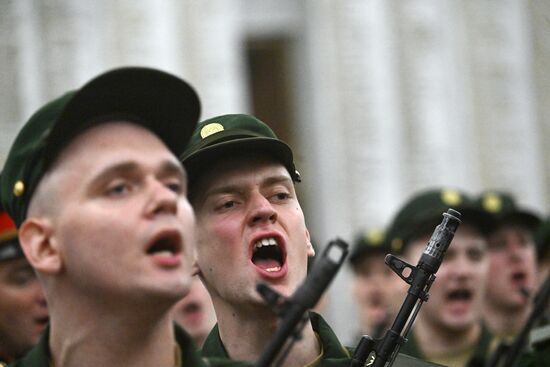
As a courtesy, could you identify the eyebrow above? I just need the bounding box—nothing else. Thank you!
[89,160,186,189]
[204,174,292,198]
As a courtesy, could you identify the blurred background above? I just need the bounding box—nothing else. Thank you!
[1,0,549,344]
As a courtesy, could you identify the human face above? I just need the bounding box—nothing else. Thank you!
[0,257,48,361]
[405,224,488,332]
[45,122,195,304]
[485,224,537,310]
[172,276,216,347]
[193,156,312,309]
[352,254,407,335]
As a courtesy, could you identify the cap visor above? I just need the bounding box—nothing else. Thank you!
[184,137,294,181]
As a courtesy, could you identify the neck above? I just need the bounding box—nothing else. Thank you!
[482,301,531,336]
[414,318,481,357]
[215,301,321,366]
[48,290,178,367]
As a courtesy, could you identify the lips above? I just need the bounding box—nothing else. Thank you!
[34,315,49,332]
[250,234,287,278]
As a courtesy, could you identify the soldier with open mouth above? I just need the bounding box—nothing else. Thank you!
[386,188,495,367]
[181,114,352,367]
[0,67,205,367]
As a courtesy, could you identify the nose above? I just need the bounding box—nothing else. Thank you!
[451,255,474,280]
[247,192,277,226]
[145,177,178,217]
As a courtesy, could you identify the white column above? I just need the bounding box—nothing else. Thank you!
[395,0,478,194]
[333,0,404,229]
[182,0,249,118]
[466,0,545,212]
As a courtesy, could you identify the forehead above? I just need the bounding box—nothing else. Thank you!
[53,121,177,170]
[353,253,388,273]
[491,223,533,238]
[407,223,486,255]
[196,155,292,191]
[450,224,486,247]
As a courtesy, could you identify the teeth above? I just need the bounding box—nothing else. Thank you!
[266,266,281,272]
[155,250,173,257]
[255,237,278,250]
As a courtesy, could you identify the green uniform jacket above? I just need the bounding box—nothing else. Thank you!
[399,325,492,367]
[201,312,352,367]
[7,325,207,367]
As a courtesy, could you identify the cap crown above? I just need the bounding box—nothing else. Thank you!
[181,114,300,184]
[349,228,394,267]
[386,188,493,253]
[476,190,541,230]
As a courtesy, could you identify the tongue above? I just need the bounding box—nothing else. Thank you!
[254,259,281,270]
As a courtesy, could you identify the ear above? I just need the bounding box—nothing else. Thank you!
[305,229,315,257]
[18,218,62,274]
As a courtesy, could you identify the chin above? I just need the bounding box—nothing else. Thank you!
[443,317,475,332]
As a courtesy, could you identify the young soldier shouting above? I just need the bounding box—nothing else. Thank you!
[181,114,352,367]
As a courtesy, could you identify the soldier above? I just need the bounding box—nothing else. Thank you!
[348,228,406,338]
[181,114,352,366]
[477,191,540,339]
[0,67,204,366]
[387,188,494,367]
[0,199,48,364]
[172,276,216,347]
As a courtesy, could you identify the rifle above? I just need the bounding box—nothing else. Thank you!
[255,238,349,367]
[350,208,462,367]
[486,269,550,367]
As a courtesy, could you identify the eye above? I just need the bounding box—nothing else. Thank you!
[271,191,291,202]
[221,200,236,209]
[165,180,183,194]
[106,182,131,196]
[467,247,485,262]
[9,268,36,287]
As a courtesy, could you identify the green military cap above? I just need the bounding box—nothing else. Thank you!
[180,114,301,185]
[386,188,495,253]
[476,190,541,231]
[349,228,395,268]
[0,67,201,227]
[534,217,550,261]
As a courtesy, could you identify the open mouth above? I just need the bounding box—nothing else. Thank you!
[251,237,286,273]
[511,271,526,283]
[146,232,182,257]
[183,301,201,315]
[35,316,49,328]
[368,295,384,308]
[447,289,473,302]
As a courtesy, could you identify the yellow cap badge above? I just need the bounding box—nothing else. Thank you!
[391,238,403,253]
[365,229,384,246]
[200,123,224,139]
[482,193,502,213]
[13,180,25,197]
[441,189,461,206]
